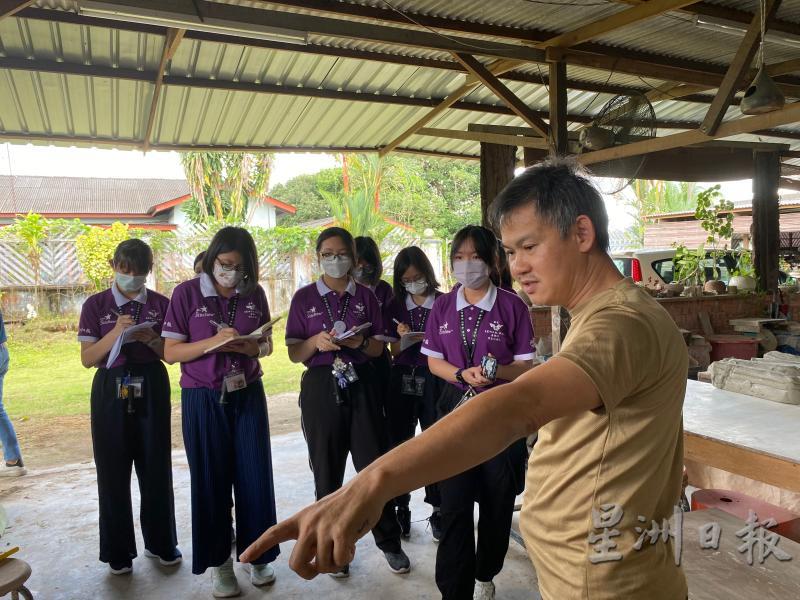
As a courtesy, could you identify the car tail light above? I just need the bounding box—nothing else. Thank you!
[631,258,643,282]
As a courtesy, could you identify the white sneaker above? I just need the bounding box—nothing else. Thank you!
[0,460,26,477]
[212,557,240,598]
[474,580,495,600]
[250,563,276,586]
[144,548,182,567]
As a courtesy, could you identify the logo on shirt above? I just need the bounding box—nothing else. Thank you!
[164,321,173,328]
[439,321,453,335]
[485,320,506,342]
[306,306,323,319]
[244,302,261,320]
[353,302,366,315]
[193,305,212,319]
[146,309,162,321]
[79,326,93,335]
[489,321,504,333]
[100,312,114,326]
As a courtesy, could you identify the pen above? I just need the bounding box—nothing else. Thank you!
[210,320,225,330]
[392,318,401,325]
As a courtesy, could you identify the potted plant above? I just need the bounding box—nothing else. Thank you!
[674,243,705,296]
[730,249,757,292]
[695,185,734,286]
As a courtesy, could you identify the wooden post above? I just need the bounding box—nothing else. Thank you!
[479,142,516,228]
[752,151,780,292]
[548,59,571,351]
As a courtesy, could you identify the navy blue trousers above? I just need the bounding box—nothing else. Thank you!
[182,380,279,574]
[90,361,178,566]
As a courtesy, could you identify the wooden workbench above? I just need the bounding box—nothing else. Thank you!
[683,379,800,493]
[684,508,800,599]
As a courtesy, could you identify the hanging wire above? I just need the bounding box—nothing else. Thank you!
[758,0,767,67]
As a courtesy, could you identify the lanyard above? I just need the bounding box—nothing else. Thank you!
[458,307,485,365]
[118,301,143,324]
[408,305,430,333]
[321,293,350,328]
[214,295,239,328]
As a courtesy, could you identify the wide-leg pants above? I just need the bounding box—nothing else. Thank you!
[182,380,279,574]
[90,361,177,565]
[385,364,442,508]
[299,363,402,553]
[434,383,527,600]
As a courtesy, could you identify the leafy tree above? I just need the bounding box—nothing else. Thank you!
[180,152,274,223]
[625,180,699,247]
[270,168,342,224]
[75,222,130,290]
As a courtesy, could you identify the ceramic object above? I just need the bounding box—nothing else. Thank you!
[704,280,726,295]
[728,275,757,292]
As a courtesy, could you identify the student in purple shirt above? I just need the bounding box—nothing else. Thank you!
[77,239,180,576]
[285,227,410,577]
[383,246,444,540]
[162,227,278,597]
[421,225,535,600]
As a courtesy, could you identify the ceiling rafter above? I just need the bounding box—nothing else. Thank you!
[700,0,782,136]
[142,28,185,150]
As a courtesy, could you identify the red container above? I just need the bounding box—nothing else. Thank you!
[708,335,759,362]
[692,488,800,543]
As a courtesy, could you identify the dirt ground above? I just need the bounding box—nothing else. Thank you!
[11,392,301,471]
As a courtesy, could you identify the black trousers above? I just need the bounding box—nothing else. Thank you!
[300,363,402,553]
[435,384,527,600]
[90,362,178,565]
[385,364,442,508]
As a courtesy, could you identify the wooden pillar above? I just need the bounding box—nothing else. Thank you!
[549,60,568,156]
[480,142,516,228]
[752,151,780,292]
[549,59,570,352]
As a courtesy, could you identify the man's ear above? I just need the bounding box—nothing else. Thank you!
[573,215,597,253]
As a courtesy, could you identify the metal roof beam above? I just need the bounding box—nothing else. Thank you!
[453,53,550,139]
[68,0,547,63]
[0,0,34,21]
[700,0,782,136]
[4,56,800,142]
[15,7,800,98]
[577,101,800,166]
[541,0,702,49]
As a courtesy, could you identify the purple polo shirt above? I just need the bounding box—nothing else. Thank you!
[77,284,169,369]
[285,277,385,368]
[385,291,441,368]
[161,273,270,390]
[421,283,535,391]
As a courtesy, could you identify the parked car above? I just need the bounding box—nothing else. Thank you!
[611,248,787,286]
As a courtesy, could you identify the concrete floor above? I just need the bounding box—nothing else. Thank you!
[0,432,540,599]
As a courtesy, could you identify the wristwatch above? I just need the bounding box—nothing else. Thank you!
[455,368,466,385]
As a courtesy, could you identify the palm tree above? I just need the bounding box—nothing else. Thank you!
[180,152,274,223]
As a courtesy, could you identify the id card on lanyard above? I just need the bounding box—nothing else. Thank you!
[215,295,246,403]
[402,306,429,397]
[322,293,360,393]
[117,301,144,414]
[453,307,486,410]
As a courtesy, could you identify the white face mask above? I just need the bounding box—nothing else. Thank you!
[453,259,490,289]
[213,263,244,289]
[115,273,147,293]
[404,279,428,296]
[321,255,352,279]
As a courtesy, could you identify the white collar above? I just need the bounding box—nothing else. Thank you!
[112,282,147,306]
[316,276,357,297]
[456,282,497,312]
[405,293,436,311]
[199,272,244,298]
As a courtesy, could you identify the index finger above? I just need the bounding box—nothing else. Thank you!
[240,518,299,563]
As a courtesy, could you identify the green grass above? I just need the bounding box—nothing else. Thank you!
[2,320,304,418]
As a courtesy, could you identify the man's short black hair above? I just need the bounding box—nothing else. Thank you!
[489,160,610,253]
[113,239,152,275]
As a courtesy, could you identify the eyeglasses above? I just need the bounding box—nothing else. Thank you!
[401,277,426,285]
[216,259,245,273]
[320,252,351,261]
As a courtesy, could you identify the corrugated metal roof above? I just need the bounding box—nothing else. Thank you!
[0,0,799,161]
[0,175,189,214]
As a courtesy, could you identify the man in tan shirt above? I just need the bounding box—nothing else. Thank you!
[242,161,688,599]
